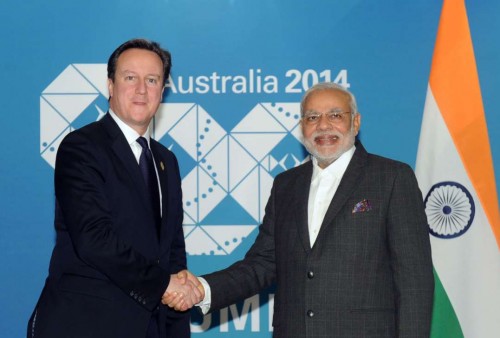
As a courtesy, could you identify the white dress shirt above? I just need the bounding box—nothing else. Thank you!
[307,145,355,246]
[108,110,162,214]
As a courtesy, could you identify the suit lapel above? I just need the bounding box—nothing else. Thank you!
[293,162,314,252]
[313,141,368,250]
[100,114,158,235]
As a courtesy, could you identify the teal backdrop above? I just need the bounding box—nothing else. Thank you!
[1,1,499,337]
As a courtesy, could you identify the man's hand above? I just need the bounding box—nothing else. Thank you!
[179,269,205,298]
[162,270,204,311]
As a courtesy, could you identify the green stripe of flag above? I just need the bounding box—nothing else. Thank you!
[431,269,464,338]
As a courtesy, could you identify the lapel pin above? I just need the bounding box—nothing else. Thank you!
[160,161,165,171]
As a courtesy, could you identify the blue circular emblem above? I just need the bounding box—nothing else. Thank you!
[424,181,475,238]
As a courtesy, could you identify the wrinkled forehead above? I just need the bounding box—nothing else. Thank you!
[303,88,351,110]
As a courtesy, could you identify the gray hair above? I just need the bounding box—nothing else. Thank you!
[300,82,358,118]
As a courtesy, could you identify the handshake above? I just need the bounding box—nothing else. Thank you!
[162,270,204,312]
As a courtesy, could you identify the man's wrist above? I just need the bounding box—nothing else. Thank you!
[196,276,211,314]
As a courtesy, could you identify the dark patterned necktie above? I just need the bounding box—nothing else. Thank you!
[137,137,161,236]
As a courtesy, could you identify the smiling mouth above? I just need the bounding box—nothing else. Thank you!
[314,134,339,145]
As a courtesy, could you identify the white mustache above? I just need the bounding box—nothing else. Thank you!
[312,131,343,140]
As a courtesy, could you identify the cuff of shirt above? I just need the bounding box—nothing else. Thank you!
[196,276,211,314]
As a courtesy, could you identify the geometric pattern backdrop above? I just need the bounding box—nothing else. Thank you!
[40,64,308,256]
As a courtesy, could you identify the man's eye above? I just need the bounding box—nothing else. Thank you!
[125,76,135,81]
[147,78,157,84]
[307,115,318,121]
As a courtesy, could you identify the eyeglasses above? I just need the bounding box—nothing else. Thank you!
[302,110,352,125]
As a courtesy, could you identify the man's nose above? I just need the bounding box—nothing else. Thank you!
[135,79,147,94]
[317,113,332,130]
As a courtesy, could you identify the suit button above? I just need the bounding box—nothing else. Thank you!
[307,271,314,279]
[307,310,314,318]
[157,259,160,265]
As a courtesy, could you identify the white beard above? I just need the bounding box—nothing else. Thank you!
[302,127,356,168]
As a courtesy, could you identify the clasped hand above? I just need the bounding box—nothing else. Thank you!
[162,270,204,311]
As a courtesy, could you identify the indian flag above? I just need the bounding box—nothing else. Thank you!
[415,0,500,337]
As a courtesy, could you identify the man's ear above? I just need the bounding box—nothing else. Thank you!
[108,78,114,99]
[353,113,361,135]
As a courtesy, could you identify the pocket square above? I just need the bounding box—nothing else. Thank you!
[352,199,372,213]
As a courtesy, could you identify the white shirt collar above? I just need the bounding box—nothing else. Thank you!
[311,145,356,182]
[108,109,151,146]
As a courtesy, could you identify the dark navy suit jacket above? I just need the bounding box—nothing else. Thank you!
[28,113,189,337]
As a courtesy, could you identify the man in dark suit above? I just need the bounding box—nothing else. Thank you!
[166,82,434,337]
[28,38,202,338]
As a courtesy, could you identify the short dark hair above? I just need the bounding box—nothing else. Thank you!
[107,38,171,85]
